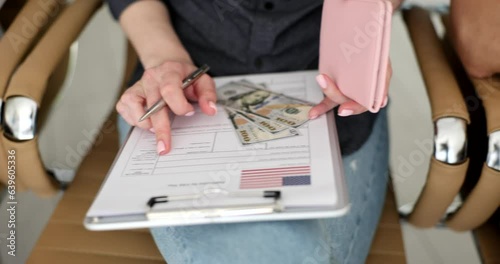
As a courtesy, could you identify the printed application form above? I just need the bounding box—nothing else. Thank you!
[85,71,348,229]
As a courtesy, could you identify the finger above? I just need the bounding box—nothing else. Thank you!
[158,70,195,116]
[338,100,367,117]
[194,74,218,116]
[381,96,389,108]
[316,74,350,105]
[184,85,199,102]
[144,69,194,116]
[117,84,152,129]
[141,72,173,154]
[309,97,338,119]
[116,102,134,126]
[155,63,199,102]
[121,84,153,129]
[381,60,393,108]
[151,106,172,155]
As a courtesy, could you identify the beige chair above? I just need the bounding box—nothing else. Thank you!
[402,7,500,264]
[0,0,405,263]
[0,1,495,263]
[0,0,65,192]
[403,7,500,231]
[0,0,102,196]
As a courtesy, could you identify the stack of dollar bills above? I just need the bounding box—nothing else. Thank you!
[217,80,314,145]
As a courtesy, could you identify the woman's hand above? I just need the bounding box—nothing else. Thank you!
[450,0,500,78]
[309,0,400,119]
[309,61,392,118]
[117,1,217,155]
[116,60,217,155]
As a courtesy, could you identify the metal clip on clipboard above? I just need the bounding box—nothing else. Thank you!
[146,190,283,220]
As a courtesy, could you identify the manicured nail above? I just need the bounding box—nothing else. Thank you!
[316,74,327,89]
[185,111,195,117]
[149,128,155,133]
[310,114,318,120]
[209,101,218,114]
[157,140,166,155]
[338,109,353,117]
[382,97,388,107]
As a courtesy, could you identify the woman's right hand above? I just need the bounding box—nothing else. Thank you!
[116,60,218,155]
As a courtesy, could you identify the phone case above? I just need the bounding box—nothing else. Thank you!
[319,0,392,112]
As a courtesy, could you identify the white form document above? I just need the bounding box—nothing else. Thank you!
[85,71,348,229]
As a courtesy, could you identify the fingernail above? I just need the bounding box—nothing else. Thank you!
[382,97,388,107]
[185,111,195,117]
[149,128,155,133]
[310,114,318,120]
[209,101,218,114]
[316,74,327,89]
[157,140,166,155]
[338,109,353,117]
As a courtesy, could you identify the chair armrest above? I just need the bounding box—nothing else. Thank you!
[0,0,64,97]
[4,0,103,102]
[403,7,469,228]
[438,15,500,231]
[403,7,469,124]
[1,0,103,196]
[0,0,64,192]
[404,8,500,230]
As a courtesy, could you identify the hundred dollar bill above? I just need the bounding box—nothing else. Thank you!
[227,107,290,134]
[233,80,311,105]
[217,81,313,128]
[225,107,300,145]
[234,79,268,90]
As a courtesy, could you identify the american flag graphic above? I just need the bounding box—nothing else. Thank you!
[240,166,311,189]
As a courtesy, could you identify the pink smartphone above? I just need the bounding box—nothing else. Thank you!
[319,0,392,113]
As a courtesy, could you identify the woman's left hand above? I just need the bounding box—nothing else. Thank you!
[309,60,392,118]
[309,0,400,119]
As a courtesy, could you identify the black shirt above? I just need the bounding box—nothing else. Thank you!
[107,0,378,155]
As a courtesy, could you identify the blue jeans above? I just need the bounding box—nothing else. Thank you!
[117,109,389,264]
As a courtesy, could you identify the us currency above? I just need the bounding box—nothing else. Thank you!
[217,81,313,128]
[227,107,290,134]
[225,108,300,145]
[234,79,268,90]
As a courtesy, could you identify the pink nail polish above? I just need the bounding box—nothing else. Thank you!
[157,141,166,155]
[209,101,218,114]
[149,128,155,133]
[316,74,327,89]
[185,111,195,116]
[310,115,318,120]
[338,109,353,117]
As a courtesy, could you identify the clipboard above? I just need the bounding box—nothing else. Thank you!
[84,71,350,231]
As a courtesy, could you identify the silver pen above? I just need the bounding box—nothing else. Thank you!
[139,64,210,122]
